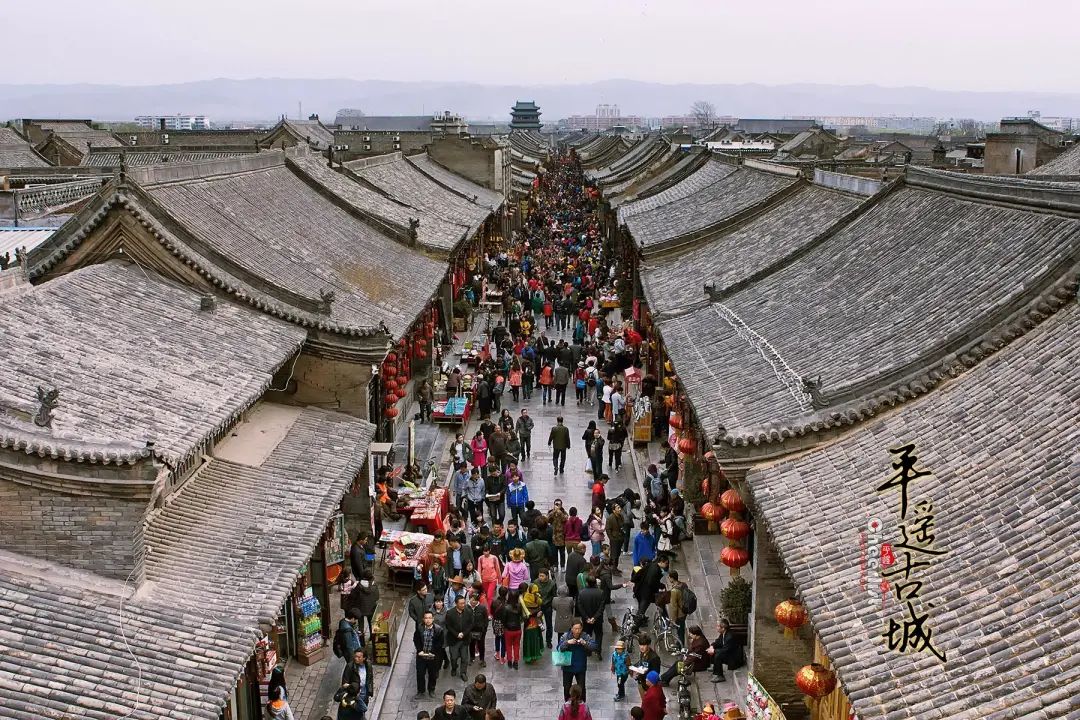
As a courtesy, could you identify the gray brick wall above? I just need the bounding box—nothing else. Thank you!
[0,460,152,581]
[751,535,814,719]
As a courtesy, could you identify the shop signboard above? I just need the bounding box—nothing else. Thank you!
[325,513,347,566]
[371,612,396,666]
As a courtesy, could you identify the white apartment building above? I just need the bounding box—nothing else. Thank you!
[134,114,211,131]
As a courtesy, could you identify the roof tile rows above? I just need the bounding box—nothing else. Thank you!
[0,260,305,466]
[624,166,797,249]
[617,157,737,223]
[655,183,1080,440]
[407,153,502,210]
[745,300,1080,720]
[0,127,50,167]
[642,184,862,318]
[143,405,374,628]
[145,161,448,337]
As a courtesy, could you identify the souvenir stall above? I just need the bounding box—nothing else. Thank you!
[401,486,450,534]
[381,529,435,591]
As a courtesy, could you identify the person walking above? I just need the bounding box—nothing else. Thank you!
[445,594,473,682]
[539,362,554,405]
[580,421,597,478]
[506,471,530,526]
[484,468,506,525]
[587,507,606,559]
[433,690,470,720]
[536,568,558,648]
[521,582,545,663]
[478,546,503,606]
[413,610,445,700]
[461,674,498,720]
[470,431,488,473]
[607,421,627,471]
[501,548,530,590]
[340,648,375,708]
[408,584,435,627]
[417,379,434,423]
[605,504,625,571]
[553,361,570,406]
[467,590,490,668]
[491,586,509,664]
[575,575,607,659]
[609,383,625,426]
[515,409,534,460]
[548,416,571,475]
[611,639,631,702]
[563,539,586,602]
[500,587,524,670]
[588,429,605,483]
[557,622,598,702]
[466,469,486,525]
[548,499,569,569]
[557,685,594,720]
[640,671,666,720]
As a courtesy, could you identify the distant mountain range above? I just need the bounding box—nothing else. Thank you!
[3,78,1080,125]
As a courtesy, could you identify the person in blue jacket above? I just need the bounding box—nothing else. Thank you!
[632,521,657,567]
[557,621,599,703]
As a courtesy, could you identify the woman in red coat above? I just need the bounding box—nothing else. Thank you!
[641,671,666,720]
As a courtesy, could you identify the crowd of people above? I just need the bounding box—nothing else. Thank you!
[314,152,744,720]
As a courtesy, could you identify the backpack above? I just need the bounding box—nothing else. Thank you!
[680,586,698,616]
[631,557,651,582]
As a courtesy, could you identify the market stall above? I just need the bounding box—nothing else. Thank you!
[402,487,450,535]
[432,395,471,426]
[382,530,434,591]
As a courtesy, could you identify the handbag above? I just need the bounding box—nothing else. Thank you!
[552,649,573,667]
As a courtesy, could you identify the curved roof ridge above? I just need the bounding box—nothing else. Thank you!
[716,269,1080,449]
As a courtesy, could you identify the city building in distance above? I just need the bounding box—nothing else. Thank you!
[135,114,211,130]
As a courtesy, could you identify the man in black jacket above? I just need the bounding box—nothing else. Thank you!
[633,553,668,626]
[575,575,607,658]
[563,543,587,601]
[413,610,445,699]
[707,619,744,682]
[340,648,375,704]
[484,469,506,525]
[460,674,498,720]
[408,584,434,627]
[444,595,473,682]
[432,689,469,720]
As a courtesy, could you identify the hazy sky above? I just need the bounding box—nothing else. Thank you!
[4,0,1079,93]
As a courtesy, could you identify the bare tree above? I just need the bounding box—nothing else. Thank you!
[690,100,718,129]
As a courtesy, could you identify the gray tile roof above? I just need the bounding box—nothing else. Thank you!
[0,127,51,167]
[656,181,1080,444]
[607,148,711,208]
[589,137,671,187]
[335,114,432,131]
[144,160,448,338]
[745,299,1080,720]
[281,119,335,149]
[143,404,375,627]
[346,153,492,245]
[80,150,256,166]
[0,260,306,466]
[0,564,254,720]
[617,156,737,223]
[1028,142,1080,176]
[642,184,863,318]
[623,166,798,250]
[406,153,502,209]
[35,121,123,154]
[296,153,465,253]
[0,405,375,720]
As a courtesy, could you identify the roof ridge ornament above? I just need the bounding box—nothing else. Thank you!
[408,218,420,245]
[800,375,829,410]
[33,386,59,428]
[318,289,336,315]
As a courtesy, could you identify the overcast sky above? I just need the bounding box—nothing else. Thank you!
[4,0,1079,93]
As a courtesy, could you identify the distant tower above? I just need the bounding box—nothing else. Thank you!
[510,101,542,130]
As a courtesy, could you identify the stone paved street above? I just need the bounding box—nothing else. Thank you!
[376,318,653,720]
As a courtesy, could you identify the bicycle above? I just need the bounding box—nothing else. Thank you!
[669,646,701,719]
[619,608,683,654]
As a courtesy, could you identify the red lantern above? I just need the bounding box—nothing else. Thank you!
[384,406,399,419]
[396,387,407,400]
[668,413,683,430]
[417,349,428,359]
[383,365,397,378]
[795,663,836,699]
[384,393,397,406]
[720,488,746,514]
[700,502,719,522]
[677,436,696,455]
[384,379,398,392]
[775,598,808,639]
[721,517,751,542]
[720,546,750,575]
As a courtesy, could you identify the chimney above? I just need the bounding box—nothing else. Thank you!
[200,295,215,311]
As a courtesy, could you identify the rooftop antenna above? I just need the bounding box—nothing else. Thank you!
[298,101,302,121]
